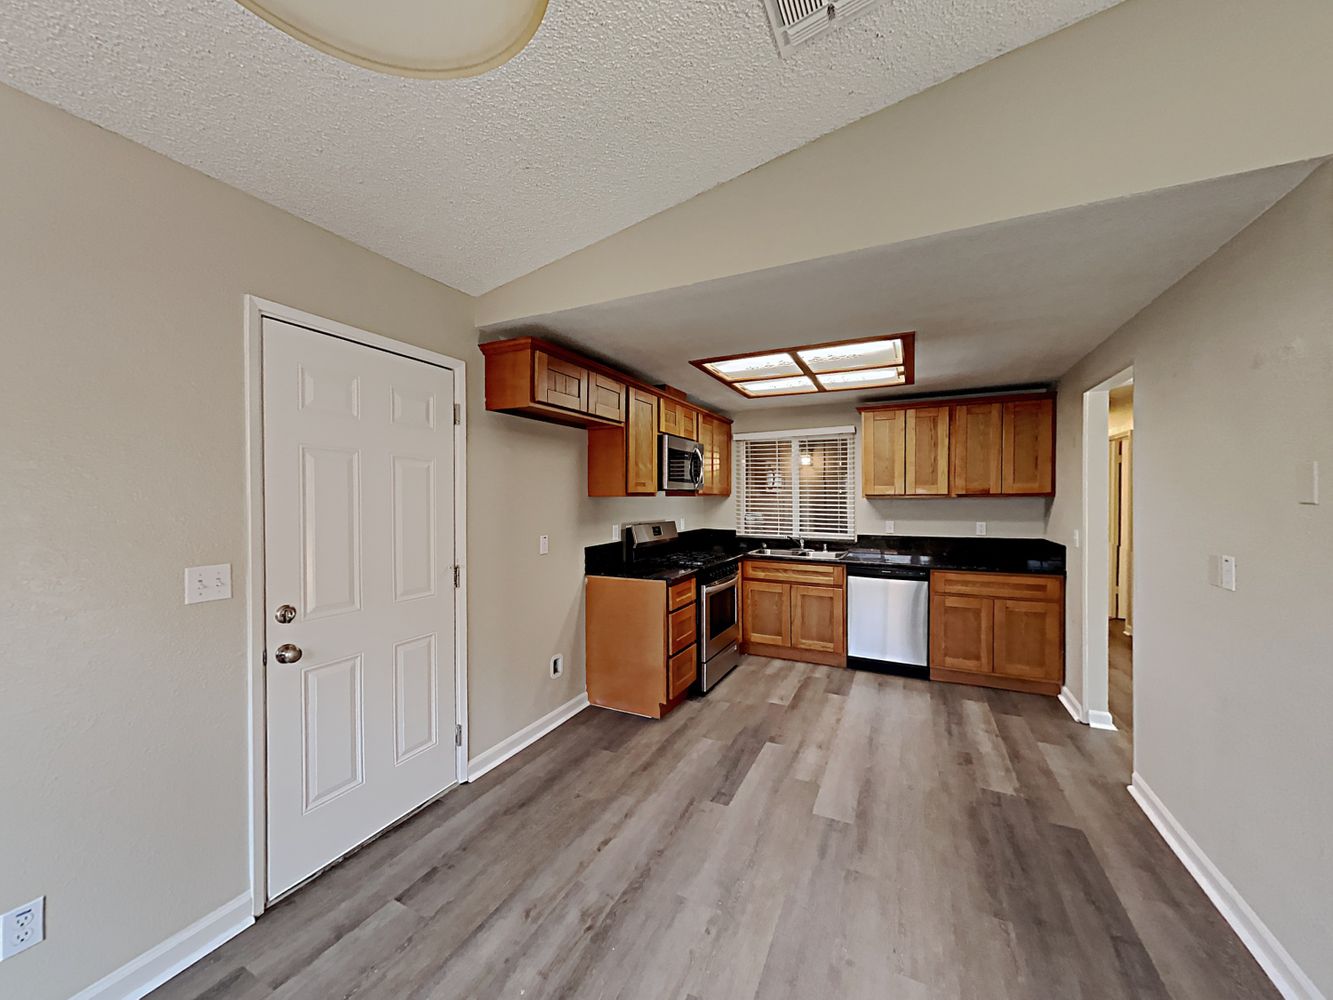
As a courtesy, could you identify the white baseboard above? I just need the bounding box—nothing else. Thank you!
[1128,774,1324,1000]
[70,893,253,1000]
[1058,686,1084,724]
[1087,709,1117,731]
[467,693,589,782]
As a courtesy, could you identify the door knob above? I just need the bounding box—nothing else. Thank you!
[274,643,303,664]
[274,604,297,624]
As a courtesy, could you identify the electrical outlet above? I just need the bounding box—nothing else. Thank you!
[975,522,987,536]
[550,654,564,678]
[675,518,686,531]
[538,534,549,555]
[611,523,621,542]
[1,897,44,961]
[184,564,231,605]
[883,520,895,534]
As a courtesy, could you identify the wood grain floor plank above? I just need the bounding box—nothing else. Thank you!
[150,658,1279,1000]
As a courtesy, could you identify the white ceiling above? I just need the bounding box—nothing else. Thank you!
[482,162,1320,411]
[0,0,1119,294]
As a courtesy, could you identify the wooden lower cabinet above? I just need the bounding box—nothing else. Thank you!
[586,575,699,718]
[929,571,1063,695]
[741,561,846,667]
[930,594,993,673]
[741,580,789,647]
[791,585,845,654]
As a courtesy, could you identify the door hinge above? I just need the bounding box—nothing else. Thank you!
[453,565,461,588]
[455,723,463,747]
[262,648,267,666]
[453,403,462,426]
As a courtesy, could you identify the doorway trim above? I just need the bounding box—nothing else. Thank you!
[1079,364,1133,732]
[242,295,469,917]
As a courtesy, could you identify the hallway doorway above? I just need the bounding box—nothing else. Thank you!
[1107,384,1133,734]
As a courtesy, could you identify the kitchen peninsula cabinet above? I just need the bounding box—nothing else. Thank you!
[587,576,697,718]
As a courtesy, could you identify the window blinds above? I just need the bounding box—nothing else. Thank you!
[736,431,856,540]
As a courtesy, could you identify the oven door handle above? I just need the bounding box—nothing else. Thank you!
[701,573,739,595]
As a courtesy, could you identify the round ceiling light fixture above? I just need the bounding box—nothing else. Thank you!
[234,0,548,79]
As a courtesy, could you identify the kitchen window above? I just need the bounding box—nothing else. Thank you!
[735,427,856,540]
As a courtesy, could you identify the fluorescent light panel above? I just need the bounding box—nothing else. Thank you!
[693,333,915,398]
[815,366,905,389]
[737,375,817,396]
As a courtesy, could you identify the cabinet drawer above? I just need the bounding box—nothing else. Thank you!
[930,571,1062,602]
[668,603,697,654]
[668,578,696,612]
[669,645,697,699]
[743,560,845,586]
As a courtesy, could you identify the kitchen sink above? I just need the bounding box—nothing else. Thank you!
[748,547,844,561]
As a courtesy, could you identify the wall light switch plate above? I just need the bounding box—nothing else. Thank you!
[184,564,231,605]
[1220,555,1237,591]
[883,520,895,534]
[1073,529,1081,549]
[1,896,44,961]
[975,522,987,536]
[538,535,549,555]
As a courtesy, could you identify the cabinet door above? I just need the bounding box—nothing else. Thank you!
[951,402,1003,495]
[533,352,587,412]
[627,388,660,495]
[698,416,717,494]
[716,422,732,496]
[906,406,950,495]
[790,585,845,654]
[1001,398,1055,495]
[993,599,1062,682]
[669,645,697,700]
[659,398,679,436]
[678,407,698,441]
[929,594,993,673]
[862,409,906,496]
[742,580,790,647]
[586,372,625,422]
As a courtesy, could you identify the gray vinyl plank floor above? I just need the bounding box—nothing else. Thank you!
[150,657,1276,1000]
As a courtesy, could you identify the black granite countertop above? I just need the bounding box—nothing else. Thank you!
[585,529,1065,580]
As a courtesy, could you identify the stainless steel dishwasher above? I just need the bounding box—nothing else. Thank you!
[844,556,930,677]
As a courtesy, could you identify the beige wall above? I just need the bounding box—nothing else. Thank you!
[479,0,1333,326]
[0,82,727,999]
[728,402,1050,538]
[1047,166,1333,993]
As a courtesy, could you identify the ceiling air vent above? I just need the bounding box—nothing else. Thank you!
[762,0,882,56]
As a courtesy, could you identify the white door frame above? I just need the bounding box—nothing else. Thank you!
[1079,365,1133,732]
[243,295,469,916]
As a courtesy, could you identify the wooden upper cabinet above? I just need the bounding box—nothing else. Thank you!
[790,585,845,655]
[586,372,626,423]
[698,415,733,497]
[742,580,790,647]
[626,388,659,494]
[533,351,588,412]
[863,409,906,496]
[699,416,716,492]
[951,402,1003,495]
[659,398,680,436]
[1002,397,1055,495]
[678,406,698,442]
[906,406,950,495]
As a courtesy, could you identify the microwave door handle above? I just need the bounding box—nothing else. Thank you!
[690,448,704,489]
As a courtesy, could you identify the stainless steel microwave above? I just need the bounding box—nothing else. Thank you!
[660,433,704,492]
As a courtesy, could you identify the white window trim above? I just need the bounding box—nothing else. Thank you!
[734,424,856,442]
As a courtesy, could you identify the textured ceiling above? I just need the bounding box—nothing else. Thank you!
[483,162,1320,411]
[0,0,1119,294]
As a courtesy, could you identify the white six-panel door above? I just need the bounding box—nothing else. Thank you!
[262,317,457,897]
